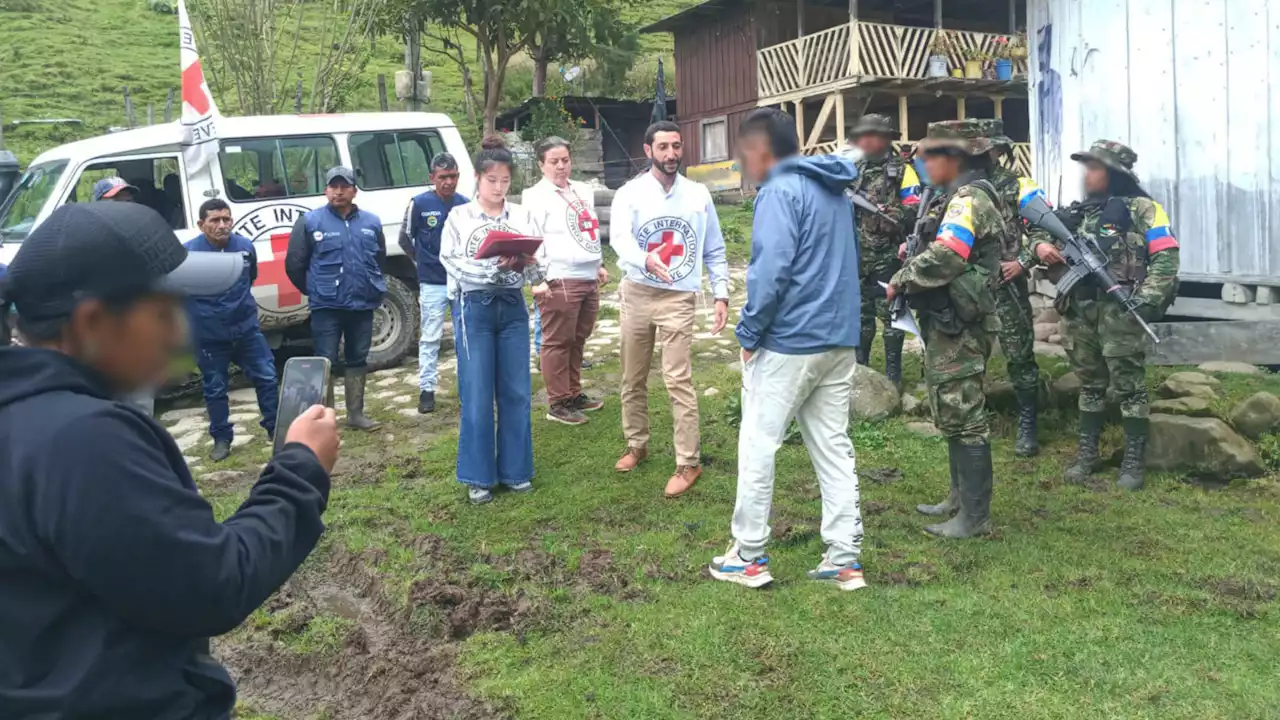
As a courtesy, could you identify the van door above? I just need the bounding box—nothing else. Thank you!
[63,153,194,237]
[216,135,340,331]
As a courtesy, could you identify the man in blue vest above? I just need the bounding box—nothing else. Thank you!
[285,166,387,430]
[185,199,280,461]
[398,153,467,414]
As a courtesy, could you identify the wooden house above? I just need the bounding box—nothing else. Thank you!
[641,0,1034,177]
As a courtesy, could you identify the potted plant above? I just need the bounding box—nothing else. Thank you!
[964,48,985,79]
[991,37,1014,80]
[927,32,951,78]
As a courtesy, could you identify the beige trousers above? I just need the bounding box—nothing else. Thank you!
[619,279,700,466]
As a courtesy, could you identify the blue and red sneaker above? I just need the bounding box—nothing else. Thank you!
[807,556,867,591]
[708,542,773,589]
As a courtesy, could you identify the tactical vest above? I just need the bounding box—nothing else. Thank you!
[989,166,1027,262]
[853,155,906,248]
[1054,197,1149,291]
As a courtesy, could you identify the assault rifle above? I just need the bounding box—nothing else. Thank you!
[889,186,935,321]
[849,191,899,226]
[1019,193,1160,344]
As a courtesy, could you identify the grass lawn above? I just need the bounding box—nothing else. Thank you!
[194,250,1279,718]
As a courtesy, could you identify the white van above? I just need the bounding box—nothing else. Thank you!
[0,112,475,369]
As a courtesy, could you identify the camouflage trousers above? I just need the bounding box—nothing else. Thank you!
[920,316,994,445]
[1062,296,1151,419]
[860,251,903,341]
[994,276,1039,392]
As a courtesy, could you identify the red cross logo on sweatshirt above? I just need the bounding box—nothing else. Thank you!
[646,231,685,263]
[578,210,599,242]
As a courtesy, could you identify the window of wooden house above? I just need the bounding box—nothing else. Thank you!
[700,117,729,163]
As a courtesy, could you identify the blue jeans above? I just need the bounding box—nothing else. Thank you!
[533,303,543,355]
[453,289,534,488]
[195,331,279,442]
[418,283,450,391]
[311,309,375,370]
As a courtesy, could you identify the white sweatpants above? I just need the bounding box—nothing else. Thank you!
[731,347,864,566]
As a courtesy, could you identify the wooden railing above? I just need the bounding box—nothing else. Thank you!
[758,21,1028,100]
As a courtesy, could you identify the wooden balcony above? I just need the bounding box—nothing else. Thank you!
[757,21,1028,104]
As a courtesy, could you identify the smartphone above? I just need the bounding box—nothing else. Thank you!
[273,356,332,454]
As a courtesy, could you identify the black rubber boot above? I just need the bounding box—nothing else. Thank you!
[883,333,904,389]
[917,439,961,516]
[418,390,436,414]
[210,439,231,462]
[925,441,993,539]
[345,368,380,430]
[856,326,875,366]
[1117,417,1148,491]
[1064,411,1105,485]
[1014,388,1039,457]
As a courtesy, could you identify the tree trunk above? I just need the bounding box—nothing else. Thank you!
[461,65,476,123]
[532,43,549,97]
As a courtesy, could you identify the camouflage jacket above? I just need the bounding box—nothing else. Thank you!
[852,154,921,251]
[989,165,1051,267]
[1030,195,1181,308]
[892,176,1004,293]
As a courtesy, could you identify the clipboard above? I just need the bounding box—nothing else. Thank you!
[474,230,543,259]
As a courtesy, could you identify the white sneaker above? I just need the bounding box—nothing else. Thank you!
[708,542,773,589]
[807,556,867,591]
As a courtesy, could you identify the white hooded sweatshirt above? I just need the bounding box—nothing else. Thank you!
[521,178,601,282]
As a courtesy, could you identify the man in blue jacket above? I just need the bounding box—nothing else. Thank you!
[0,201,338,719]
[398,153,467,414]
[285,166,387,430]
[709,108,867,592]
[186,199,280,461]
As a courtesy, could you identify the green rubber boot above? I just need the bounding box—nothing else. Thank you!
[1116,417,1148,491]
[924,440,993,539]
[1064,411,1105,485]
[883,333,905,389]
[1014,387,1039,457]
[856,326,875,366]
[917,439,960,516]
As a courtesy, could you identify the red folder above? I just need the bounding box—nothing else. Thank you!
[474,230,543,259]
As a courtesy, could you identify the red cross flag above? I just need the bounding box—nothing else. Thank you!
[178,0,220,173]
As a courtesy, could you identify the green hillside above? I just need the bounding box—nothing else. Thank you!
[0,0,692,164]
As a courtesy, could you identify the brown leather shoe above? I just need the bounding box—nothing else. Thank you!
[615,448,647,472]
[665,465,702,498]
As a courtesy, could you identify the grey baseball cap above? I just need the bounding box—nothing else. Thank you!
[324,166,357,186]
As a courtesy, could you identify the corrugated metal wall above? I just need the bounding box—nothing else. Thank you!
[673,5,761,165]
[1028,0,1280,284]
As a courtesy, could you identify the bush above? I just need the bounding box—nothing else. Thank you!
[520,97,580,147]
[147,0,177,13]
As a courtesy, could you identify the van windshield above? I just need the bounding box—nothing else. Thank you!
[0,161,68,243]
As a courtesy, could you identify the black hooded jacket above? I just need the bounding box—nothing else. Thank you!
[0,347,330,719]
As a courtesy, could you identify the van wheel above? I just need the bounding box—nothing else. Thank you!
[366,276,418,372]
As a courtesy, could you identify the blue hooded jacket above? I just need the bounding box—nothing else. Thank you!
[736,154,861,355]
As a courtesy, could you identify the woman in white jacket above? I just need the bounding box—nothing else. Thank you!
[522,137,607,426]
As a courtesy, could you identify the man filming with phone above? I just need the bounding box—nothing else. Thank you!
[0,203,340,719]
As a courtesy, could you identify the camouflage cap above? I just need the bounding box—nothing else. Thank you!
[978,118,1014,149]
[1071,140,1139,182]
[848,113,900,139]
[916,119,994,156]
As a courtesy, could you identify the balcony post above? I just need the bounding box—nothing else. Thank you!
[934,0,942,28]
[898,94,909,139]
[836,92,846,145]
[796,100,806,151]
[797,0,807,86]
[994,97,1004,119]
[1008,0,1016,32]
[956,95,966,119]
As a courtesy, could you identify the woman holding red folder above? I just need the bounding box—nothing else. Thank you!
[440,136,545,505]
[522,136,608,426]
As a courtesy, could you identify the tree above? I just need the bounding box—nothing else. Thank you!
[194,0,378,116]
[528,1,639,98]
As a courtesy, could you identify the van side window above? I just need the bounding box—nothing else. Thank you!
[66,156,188,230]
[219,136,339,201]
[348,130,447,190]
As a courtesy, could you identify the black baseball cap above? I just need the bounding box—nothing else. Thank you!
[2,202,243,322]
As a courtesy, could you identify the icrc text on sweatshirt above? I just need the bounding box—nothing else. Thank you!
[735,154,862,355]
[609,171,730,298]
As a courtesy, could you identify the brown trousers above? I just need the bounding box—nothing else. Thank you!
[537,279,599,404]
[619,279,700,466]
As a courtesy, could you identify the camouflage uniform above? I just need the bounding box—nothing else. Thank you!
[1031,140,1181,490]
[847,114,921,386]
[981,118,1052,457]
[890,119,1003,539]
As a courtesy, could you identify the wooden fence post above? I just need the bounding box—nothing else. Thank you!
[163,88,175,122]
[147,103,155,126]
[123,87,136,128]
[295,79,304,113]
[377,74,389,112]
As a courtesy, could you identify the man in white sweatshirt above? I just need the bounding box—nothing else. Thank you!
[610,121,730,498]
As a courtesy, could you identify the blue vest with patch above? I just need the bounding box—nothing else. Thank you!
[183,233,260,343]
[303,206,386,312]
[409,190,468,285]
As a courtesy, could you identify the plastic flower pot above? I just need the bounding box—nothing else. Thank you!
[964,59,982,78]
[995,58,1013,80]
[927,55,949,78]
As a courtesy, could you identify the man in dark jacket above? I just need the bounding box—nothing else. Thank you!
[186,198,280,461]
[0,202,339,720]
[286,166,386,430]
[398,153,467,414]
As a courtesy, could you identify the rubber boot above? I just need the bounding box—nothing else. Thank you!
[1064,411,1105,485]
[1014,388,1039,457]
[856,326,875,366]
[917,438,960,516]
[345,368,379,430]
[925,440,992,539]
[1116,417,1148,491]
[883,333,904,389]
